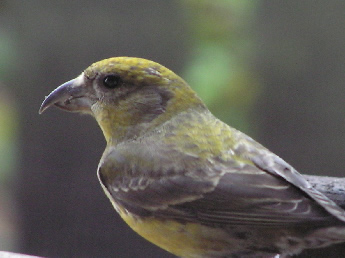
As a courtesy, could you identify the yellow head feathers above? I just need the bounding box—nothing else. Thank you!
[84,57,179,86]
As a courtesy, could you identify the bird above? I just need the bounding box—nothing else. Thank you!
[39,57,345,257]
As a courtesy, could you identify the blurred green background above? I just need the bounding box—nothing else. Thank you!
[1,1,345,257]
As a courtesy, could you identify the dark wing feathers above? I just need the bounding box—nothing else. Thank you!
[99,131,345,227]
[251,151,345,223]
[167,173,335,227]
[114,175,216,210]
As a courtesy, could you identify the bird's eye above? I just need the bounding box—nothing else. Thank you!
[103,75,121,89]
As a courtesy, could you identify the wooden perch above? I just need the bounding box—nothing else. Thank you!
[304,175,345,210]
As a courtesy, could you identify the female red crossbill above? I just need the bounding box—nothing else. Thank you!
[40,57,345,257]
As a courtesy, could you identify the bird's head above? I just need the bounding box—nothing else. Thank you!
[40,57,205,143]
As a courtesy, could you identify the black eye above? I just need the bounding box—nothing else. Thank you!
[103,75,121,89]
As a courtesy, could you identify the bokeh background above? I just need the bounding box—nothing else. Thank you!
[1,1,345,257]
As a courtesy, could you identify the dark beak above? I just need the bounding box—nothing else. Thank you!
[39,75,93,114]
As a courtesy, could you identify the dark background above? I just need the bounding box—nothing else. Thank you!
[1,1,345,257]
